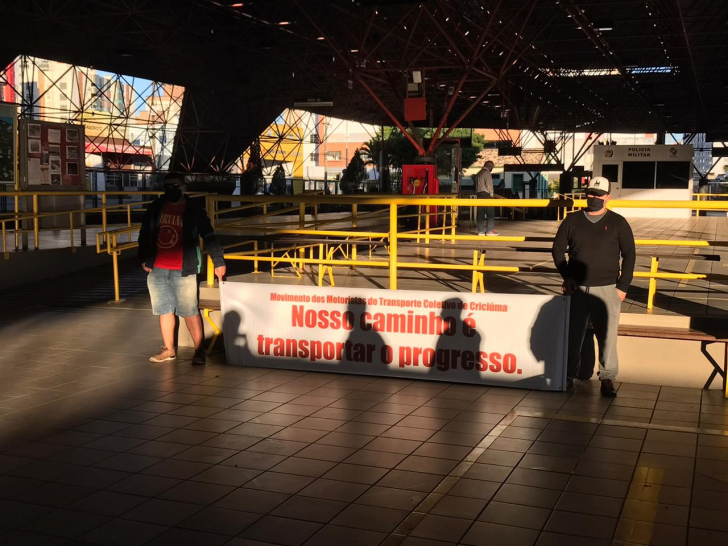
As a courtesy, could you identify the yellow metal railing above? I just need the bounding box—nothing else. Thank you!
[5,191,727,314]
[1,191,163,255]
[205,196,727,317]
[1,190,211,255]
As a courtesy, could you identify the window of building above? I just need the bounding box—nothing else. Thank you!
[325,151,341,161]
[309,152,317,161]
[622,161,655,189]
[309,134,320,144]
[656,161,690,189]
[601,164,619,183]
[512,174,524,194]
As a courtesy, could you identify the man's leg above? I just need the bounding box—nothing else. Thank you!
[567,288,590,380]
[175,272,206,364]
[476,191,486,233]
[159,313,176,350]
[578,325,597,380]
[147,268,177,362]
[589,285,620,382]
[486,206,495,232]
[184,314,204,349]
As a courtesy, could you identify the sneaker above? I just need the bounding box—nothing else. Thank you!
[486,230,499,236]
[477,231,485,236]
[566,377,577,390]
[192,347,206,366]
[600,379,617,397]
[150,347,176,363]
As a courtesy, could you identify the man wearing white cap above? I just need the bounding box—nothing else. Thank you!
[551,176,635,396]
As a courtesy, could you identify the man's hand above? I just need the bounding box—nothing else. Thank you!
[562,278,577,295]
[616,288,627,302]
[215,266,226,281]
[142,264,152,273]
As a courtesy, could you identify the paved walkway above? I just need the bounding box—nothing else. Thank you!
[1,265,728,545]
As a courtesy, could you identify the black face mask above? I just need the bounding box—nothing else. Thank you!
[586,196,605,212]
[164,187,183,202]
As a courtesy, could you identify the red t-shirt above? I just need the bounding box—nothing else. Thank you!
[154,201,186,270]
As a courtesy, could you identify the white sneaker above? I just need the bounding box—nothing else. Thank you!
[477,231,485,236]
[486,230,499,236]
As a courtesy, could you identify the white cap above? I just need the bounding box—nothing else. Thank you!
[587,176,610,195]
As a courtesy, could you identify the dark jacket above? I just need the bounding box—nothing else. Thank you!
[138,196,225,277]
[552,210,636,292]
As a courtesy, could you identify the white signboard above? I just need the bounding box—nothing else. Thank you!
[221,283,569,391]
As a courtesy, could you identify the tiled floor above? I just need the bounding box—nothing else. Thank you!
[2,266,728,545]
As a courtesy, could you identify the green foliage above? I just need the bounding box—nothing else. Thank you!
[362,127,484,190]
[340,149,368,193]
[547,180,560,197]
[269,165,287,195]
[241,140,264,195]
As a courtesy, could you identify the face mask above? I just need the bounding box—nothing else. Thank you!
[586,196,604,212]
[164,187,183,202]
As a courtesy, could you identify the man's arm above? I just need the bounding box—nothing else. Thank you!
[197,206,225,268]
[137,207,151,263]
[617,219,636,292]
[551,218,570,281]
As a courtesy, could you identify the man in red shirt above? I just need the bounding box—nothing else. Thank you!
[138,173,226,365]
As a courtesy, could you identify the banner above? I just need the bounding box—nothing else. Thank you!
[221,283,569,391]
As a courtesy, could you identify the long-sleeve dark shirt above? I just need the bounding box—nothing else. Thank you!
[551,210,636,292]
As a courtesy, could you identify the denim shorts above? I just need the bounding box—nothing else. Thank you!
[147,268,199,317]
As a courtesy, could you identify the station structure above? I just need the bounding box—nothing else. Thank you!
[1,2,728,545]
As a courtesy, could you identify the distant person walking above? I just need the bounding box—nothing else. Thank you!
[138,173,226,365]
[475,160,499,236]
[551,176,635,397]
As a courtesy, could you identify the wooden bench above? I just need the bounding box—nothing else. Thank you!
[618,323,728,393]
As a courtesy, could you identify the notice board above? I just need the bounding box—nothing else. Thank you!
[19,119,85,188]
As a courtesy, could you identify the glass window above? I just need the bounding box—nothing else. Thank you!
[622,161,655,189]
[656,161,691,189]
[601,164,619,183]
[512,174,524,193]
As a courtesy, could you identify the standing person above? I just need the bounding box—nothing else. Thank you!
[551,176,635,396]
[475,160,499,236]
[138,173,226,365]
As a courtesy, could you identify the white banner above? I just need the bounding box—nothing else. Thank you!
[221,283,569,391]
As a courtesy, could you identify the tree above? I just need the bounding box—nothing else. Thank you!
[361,128,419,193]
[240,140,264,195]
[362,127,484,192]
[340,149,368,193]
[269,165,287,195]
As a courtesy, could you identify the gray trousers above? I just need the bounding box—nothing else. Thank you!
[476,191,495,233]
[568,284,621,381]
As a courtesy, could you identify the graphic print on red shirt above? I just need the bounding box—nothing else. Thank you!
[154,201,186,270]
